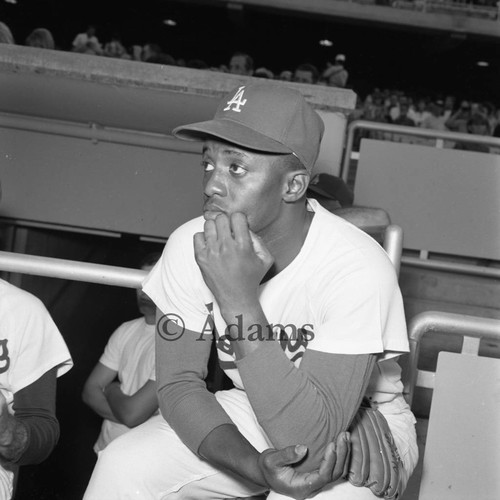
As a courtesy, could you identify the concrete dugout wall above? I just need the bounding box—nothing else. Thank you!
[0,45,356,239]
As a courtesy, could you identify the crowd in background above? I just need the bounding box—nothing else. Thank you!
[1,19,500,149]
[351,90,500,150]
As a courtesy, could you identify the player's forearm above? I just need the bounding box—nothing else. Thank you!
[218,303,271,360]
[156,327,234,453]
[0,413,29,464]
[104,384,134,425]
[8,367,60,465]
[236,341,375,471]
[104,384,157,428]
[7,412,60,465]
[198,423,268,488]
[82,385,119,422]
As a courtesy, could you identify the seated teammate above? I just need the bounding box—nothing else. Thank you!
[0,279,72,499]
[82,252,161,452]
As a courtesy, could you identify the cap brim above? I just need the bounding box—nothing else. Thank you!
[172,118,292,154]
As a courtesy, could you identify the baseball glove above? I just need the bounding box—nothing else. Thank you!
[347,404,404,499]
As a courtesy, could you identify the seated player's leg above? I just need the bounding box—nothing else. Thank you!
[84,390,272,500]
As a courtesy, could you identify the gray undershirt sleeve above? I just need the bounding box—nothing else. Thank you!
[236,340,375,471]
[156,329,235,454]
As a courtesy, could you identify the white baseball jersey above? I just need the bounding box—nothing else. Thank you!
[0,279,72,498]
[94,317,156,452]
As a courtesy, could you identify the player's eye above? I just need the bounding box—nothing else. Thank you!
[229,163,246,176]
[201,161,215,172]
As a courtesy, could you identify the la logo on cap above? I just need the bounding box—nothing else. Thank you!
[224,86,247,113]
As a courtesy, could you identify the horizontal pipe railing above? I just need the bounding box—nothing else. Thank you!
[341,120,500,183]
[401,256,500,278]
[404,311,500,406]
[0,112,201,154]
[0,251,146,289]
[342,120,500,278]
[383,224,403,276]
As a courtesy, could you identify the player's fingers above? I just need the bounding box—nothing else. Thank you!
[231,212,252,245]
[193,232,207,260]
[262,445,308,469]
[203,219,218,243]
[332,432,350,482]
[215,213,232,239]
[316,442,336,480]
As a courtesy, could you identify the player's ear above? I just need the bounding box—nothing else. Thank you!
[282,169,310,202]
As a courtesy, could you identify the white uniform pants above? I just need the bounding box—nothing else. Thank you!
[83,389,418,500]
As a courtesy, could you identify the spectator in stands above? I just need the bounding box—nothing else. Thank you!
[103,35,131,60]
[141,43,162,62]
[228,51,254,76]
[24,28,55,50]
[293,63,319,84]
[254,67,274,79]
[454,113,491,153]
[147,52,176,65]
[360,92,389,140]
[421,99,447,130]
[408,98,430,127]
[132,42,175,65]
[322,54,349,88]
[445,100,471,133]
[0,21,14,44]
[278,69,293,81]
[386,93,402,122]
[493,122,500,138]
[82,252,161,453]
[478,101,497,132]
[443,95,455,121]
[72,25,102,54]
[492,108,500,137]
[186,59,209,69]
[393,100,416,127]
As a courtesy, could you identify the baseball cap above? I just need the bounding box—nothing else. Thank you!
[172,83,324,172]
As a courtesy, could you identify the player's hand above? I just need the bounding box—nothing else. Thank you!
[258,432,350,499]
[193,212,274,312]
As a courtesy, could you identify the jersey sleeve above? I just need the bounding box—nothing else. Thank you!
[142,219,212,332]
[1,286,72,395]
[307,248,409,357]
[142,220,235,454]
[99,323,128,372]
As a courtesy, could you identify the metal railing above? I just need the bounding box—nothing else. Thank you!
[0,225,402,287]
[341,120,500,279]
[404,310,500,406]
[0,112,201,154]
[395,0,498,19]
[0,251,146,289]
[383,224,404,276]
[341,119,500,183]
[342,0,499,20]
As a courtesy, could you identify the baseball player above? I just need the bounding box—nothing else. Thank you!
[84,83,417,499]
[82,253,161,452]
[0,278,73,499]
